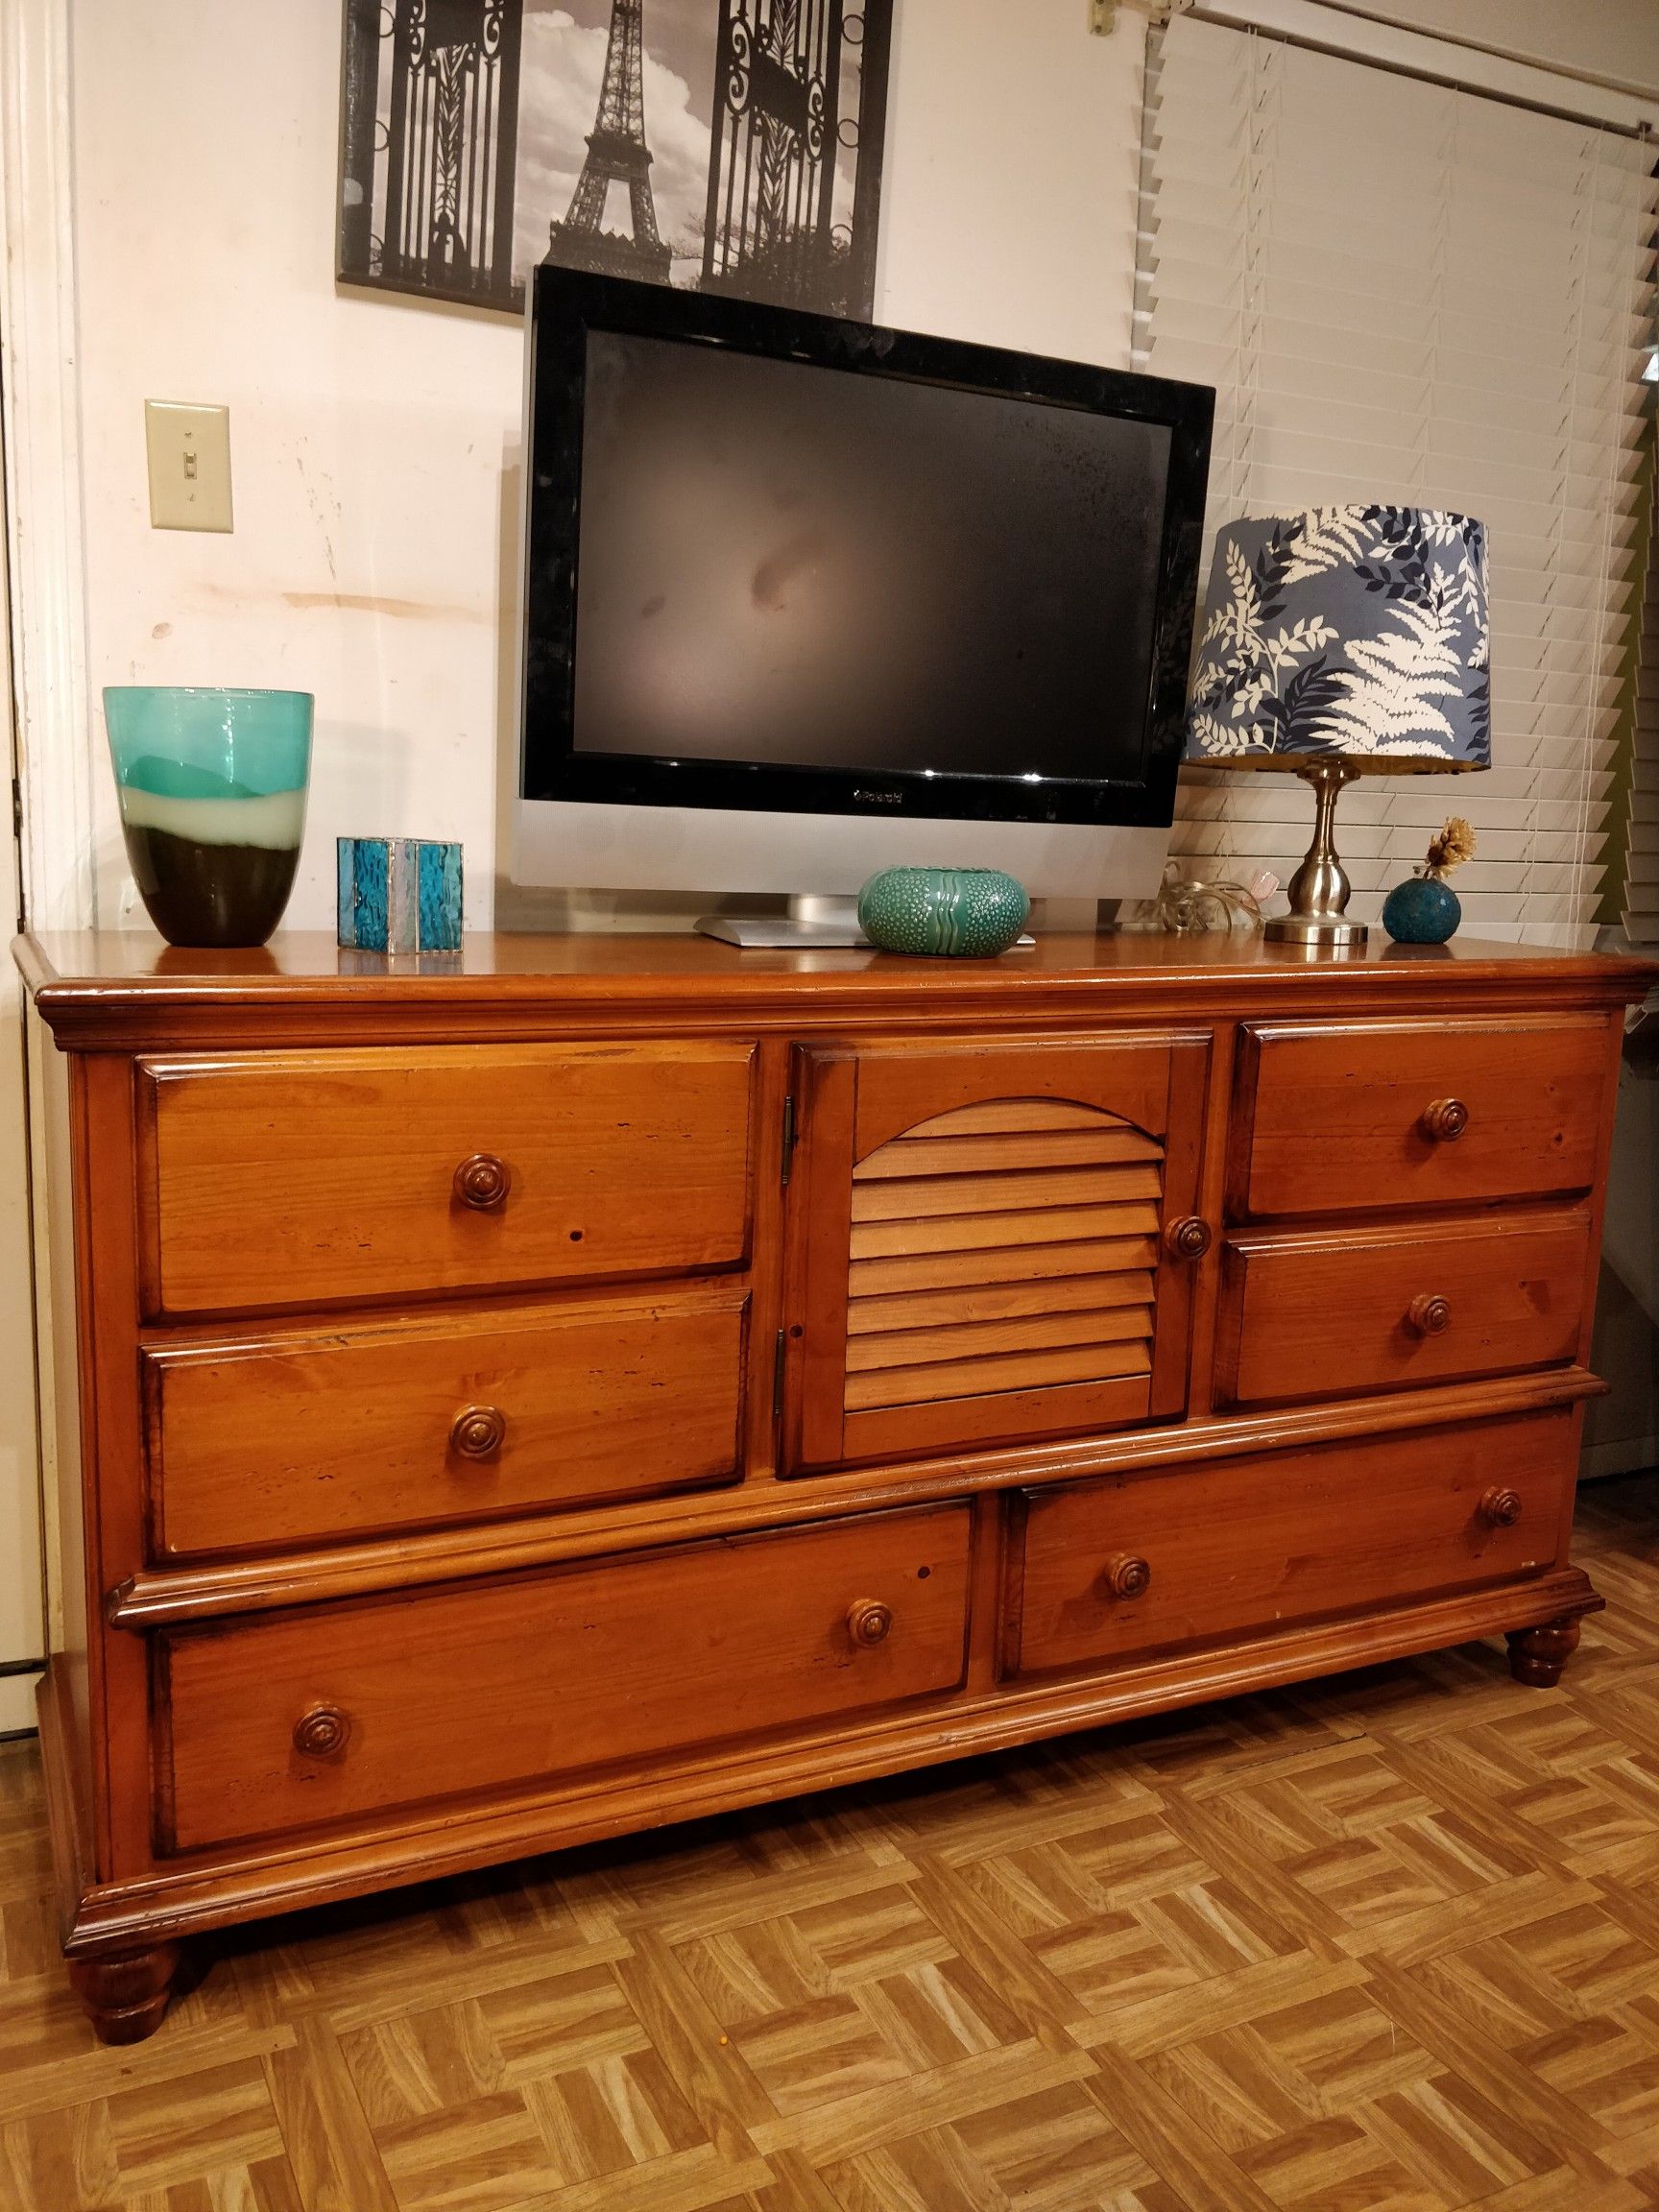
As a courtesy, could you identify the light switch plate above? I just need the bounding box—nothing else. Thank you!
[145,400,233,532]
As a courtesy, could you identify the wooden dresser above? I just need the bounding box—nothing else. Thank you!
[15,927,1653,2043]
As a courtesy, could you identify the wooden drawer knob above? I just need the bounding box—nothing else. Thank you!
[293,1706,349,1759]
[847,1598,893,1647]
[1420,1097,1469,1143]
[1101,1553,1152,1600]
[449,1405,507,1459]
[1479,1486,1523,1527]
[1407,1293,1453,1336]
[1165,1215,1212,1261]
[453,1153,511,1210]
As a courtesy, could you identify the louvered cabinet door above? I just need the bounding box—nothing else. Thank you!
[783,1035,1212,1472]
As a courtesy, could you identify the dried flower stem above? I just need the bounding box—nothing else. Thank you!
[1426,817,1476,875]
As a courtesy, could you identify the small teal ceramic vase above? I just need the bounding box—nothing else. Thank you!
[1382,870,1461,945]
[857,867,1030,957]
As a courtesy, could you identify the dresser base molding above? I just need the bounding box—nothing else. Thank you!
[41,1564,1601,2008]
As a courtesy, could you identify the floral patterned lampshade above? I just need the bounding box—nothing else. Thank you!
[1185,505,1491,772]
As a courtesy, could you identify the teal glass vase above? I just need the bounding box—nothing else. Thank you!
[104,686,313,948]
[1382,868,1461,946]
[857,867,1030,957]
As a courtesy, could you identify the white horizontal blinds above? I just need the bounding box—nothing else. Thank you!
[1624,468,1659,947]
[1142,16,1659,945]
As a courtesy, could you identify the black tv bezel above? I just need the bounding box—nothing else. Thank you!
[521,266,1214,830]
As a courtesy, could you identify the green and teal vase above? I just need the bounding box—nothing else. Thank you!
[104,685,313,948]
[857,867,1030,957]
[1382,868,1462,945]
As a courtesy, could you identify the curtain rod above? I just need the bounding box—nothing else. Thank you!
[1168,0,1656,143]
[1306,0,1659,113]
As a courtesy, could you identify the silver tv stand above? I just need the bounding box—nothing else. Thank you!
[695,895,869,949]
[695,893,1036,950]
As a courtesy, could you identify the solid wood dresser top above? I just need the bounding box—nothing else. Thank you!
[16,927,1656,1048]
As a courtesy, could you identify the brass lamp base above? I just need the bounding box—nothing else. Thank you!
[1262,757,1367,950]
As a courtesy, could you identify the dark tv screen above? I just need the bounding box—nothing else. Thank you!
[521,270,1213,827]
[570,329,1174,786]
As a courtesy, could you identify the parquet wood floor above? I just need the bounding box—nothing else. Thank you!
[6,1478,1659,2212]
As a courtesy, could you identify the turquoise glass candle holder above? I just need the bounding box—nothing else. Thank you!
[104,686,313,948]
[338,837,463,953]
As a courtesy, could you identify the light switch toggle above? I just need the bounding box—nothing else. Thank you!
[145,400,232,532]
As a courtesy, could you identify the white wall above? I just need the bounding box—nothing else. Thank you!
[72,7,522,932]
[68,0,1147,935]
[877,0,1142,365]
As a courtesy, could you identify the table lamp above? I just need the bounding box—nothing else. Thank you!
[1184,506,1490,947]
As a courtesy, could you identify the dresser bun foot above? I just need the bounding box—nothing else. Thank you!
[67,1942,182,2045]
[1505,1616,1582,1690]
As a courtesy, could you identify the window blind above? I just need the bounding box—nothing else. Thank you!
[1623,466,1659,947]
[1138,16,1658,946]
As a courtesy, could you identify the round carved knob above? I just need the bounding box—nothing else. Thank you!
[1166,1215,1213,1261]
[1420,1098,1469,1143]
[1479,1486,1523,1528]
[293,1706,349,1760]
[1101,1553,1152,1600]
[1407,1293,1453,1336]
[450,1404,507,1459]
[453,1153,511,1211]
[847,1598,893,1647]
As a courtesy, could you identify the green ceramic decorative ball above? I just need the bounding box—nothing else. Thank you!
[857,867,1030,957]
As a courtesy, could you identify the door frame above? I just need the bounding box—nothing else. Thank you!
[2,0,97,929]
[0,0,94,1732]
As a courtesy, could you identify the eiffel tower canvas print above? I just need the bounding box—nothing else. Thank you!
[338,0,894,321]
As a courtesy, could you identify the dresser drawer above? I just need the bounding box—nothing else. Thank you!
[1214,1213,1589,1408]
[1004,1412,1574,1679]
[137,1043,757,1316]
[1233,1018,1610,1218]
[157,1503,971,1852]
[144,1289,749,1558]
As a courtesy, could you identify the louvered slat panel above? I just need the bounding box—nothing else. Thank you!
[856,1127,1164,1178]
[847,1271,1157,1335]
[848,1236,1160,1298]
[851,1166,1163,1224]
[844,1102,1164,1417]
[850,1202,1161,1262]
[845,1339,1151,1413]
[892,1098,1128,1139]
[847,1304,1156,1373]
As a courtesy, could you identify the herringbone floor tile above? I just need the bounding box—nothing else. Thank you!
[5,1475,1659,2211]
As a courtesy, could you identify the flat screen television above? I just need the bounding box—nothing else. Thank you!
[517,268,1213,935]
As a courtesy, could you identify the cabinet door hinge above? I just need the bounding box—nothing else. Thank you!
[10,776,20,843]
[781,1093,798,1186]
[772,1328,787,1421]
